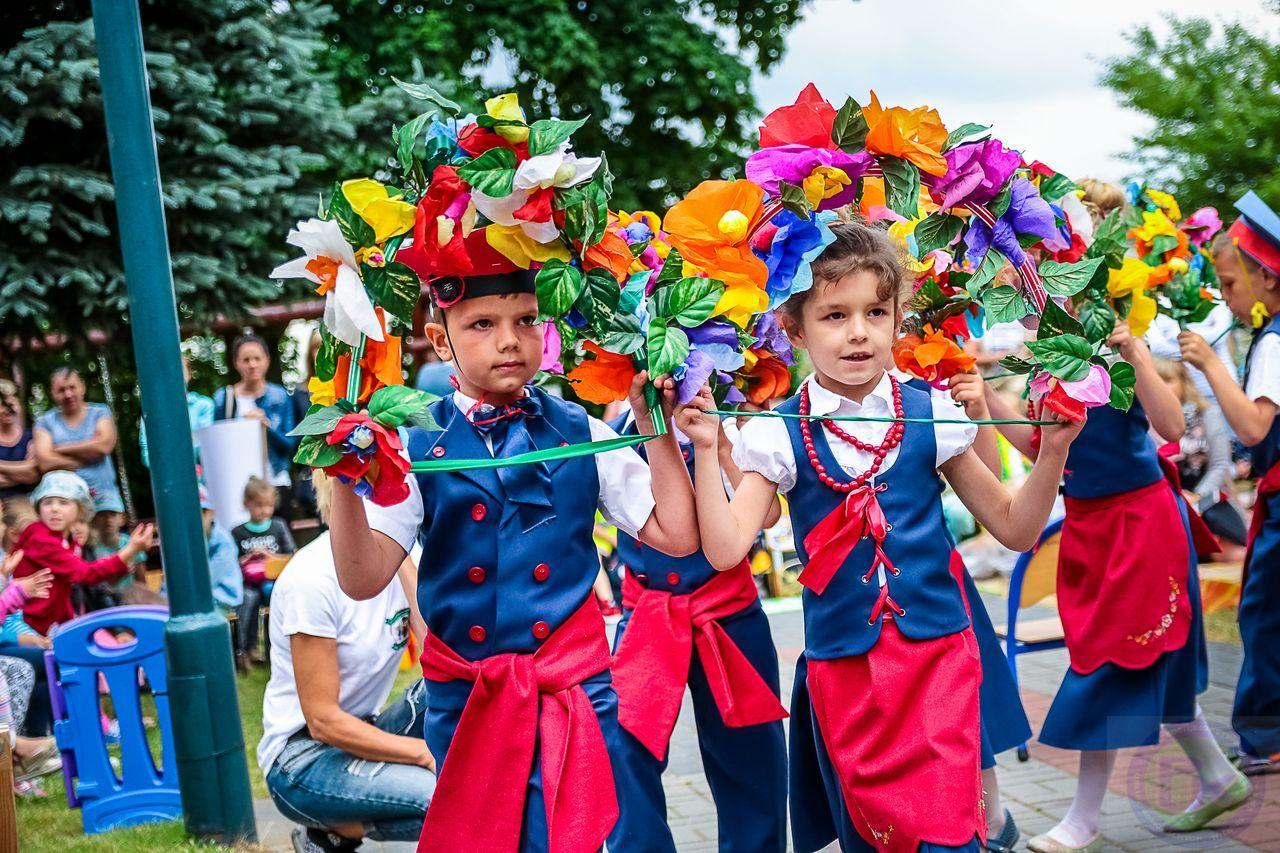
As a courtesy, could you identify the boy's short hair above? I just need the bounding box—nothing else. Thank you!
[243,476,276,504]
[779,219,907,323]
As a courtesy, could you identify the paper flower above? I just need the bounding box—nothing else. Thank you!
[758,83,837,149]
[471,143,601,244]
[892,326,976,387]
[396,165,475,281]
[683,320,747,400]
[1031,364,1110,423]
[270,218,383,347]
[1183,207,1222,246]
[485,93,529,143]
[1144,188,1181,221]
[333,311,404,403]
[751,310,795,366]
[1129,209,1177,246]
[738,348,793,404]
[583,228,634,283]
[485,223,571,268]
[307,375,338,408]
[745,145,870,211]
[324,413,411,506]
[933,140,1022,210]
[1107,257,1158,336]
[759,209,837,308]
[964,178,1057,267]
[341,179,417,244]
[566,341,637,404]
[862,91,948,177]
[663,180,769,317]
[540,322,564,374]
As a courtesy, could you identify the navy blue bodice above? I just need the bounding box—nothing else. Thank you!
[1062,397,1164,500]
[1245,316,1280,474]
[405,386,602,658]
[781,381,969,659]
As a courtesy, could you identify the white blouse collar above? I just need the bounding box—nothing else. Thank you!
[804,371,894,417]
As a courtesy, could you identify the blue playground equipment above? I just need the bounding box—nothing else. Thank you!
[44,605,181,834]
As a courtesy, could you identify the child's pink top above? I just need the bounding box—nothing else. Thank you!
[0,584,27,620]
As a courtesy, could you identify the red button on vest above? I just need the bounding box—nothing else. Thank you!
[469,625,487,642]
[470,503,487,522]
[666,572,680,586]
[467,566,486,584]
[432,446,446,458]
[532,621,550,639]
[533,563,550,582]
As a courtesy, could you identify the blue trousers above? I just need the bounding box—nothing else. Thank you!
[607,604,787,852]
[1235,490,1280,756]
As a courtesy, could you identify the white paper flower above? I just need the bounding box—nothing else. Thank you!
[470,143,602,244]
[270,218,383,346]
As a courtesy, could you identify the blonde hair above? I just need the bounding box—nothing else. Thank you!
[1,498,37,549]
[1078,179,1126,224]
[1155,358,1204,412]
[312,470,333,525]
[243,475,277,504]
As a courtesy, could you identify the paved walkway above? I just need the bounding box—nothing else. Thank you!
[254,593,1279,851]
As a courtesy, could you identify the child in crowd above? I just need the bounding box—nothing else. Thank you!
[231,476,295,663]
[88,492,148,604]
[11,471,153,636]
[0,546,59,794]
[201,484,243,614]
[1180,191,1280,775]
[677,221,1082,853]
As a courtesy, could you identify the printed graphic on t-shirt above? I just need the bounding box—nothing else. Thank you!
[388,607,410,651]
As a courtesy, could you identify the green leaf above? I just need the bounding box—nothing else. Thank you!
[913,213,964,257]
[368,385,439,430]
[555,159,610,246]
[998,355,1036,375]
[942,122,991,152]
[394,111,433,172]
[327,183,376,249]
[910,279,951,313]
[876,156,921,219]
[1108,361,1136,410]
[456,147,517,197]
[288,404,348,437]
[528,117,588,156]
[831,97,869,152]
[647,321,690,378]
[1148,233,1179,257]
[981,286,1030,324]
[656,247,685,286]
[294,434,343,468]
[1037,171,1079,203]
[1085,211,1127,269]
[315,327,349,382]
[391,77,460,115]
[534,260,585,319]
[965,249,1005,298]
[652,277,725,327]
[601,311,645,355]
[988,183,1012,218]
[1038,298,1086,340]
[619,271,648,314]
[577,268,621,329]
[362,261,420,329]
[777,180,812,218]
[1027,335,1093,382]
[1076,298,1116,344]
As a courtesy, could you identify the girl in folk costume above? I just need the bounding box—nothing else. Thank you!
[1180,190,1280,775]
[677,221,1083,853]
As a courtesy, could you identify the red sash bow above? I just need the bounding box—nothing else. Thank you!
[1246,461,1280,572]
[612,563,787,760]
[417,598,617,853]
[799,485,895,595]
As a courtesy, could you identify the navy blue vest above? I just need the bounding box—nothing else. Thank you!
[608,416,722,595]
[1062,397,1164,500]
[781,381,969,659]
[405,386,602,659]
[1245,315,1280,473]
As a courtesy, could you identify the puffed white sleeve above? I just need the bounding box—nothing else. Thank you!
[589,416,656,540]
[931,394,978,468]
[731,415,798,493]
[1246,334,1280,405]
[362,446,423,554]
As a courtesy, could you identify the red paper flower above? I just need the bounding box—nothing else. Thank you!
[1040,381,1088,423]
[324,413,411,506]
[397,165,474,281]
[758,83,837,149]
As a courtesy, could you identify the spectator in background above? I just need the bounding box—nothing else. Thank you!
[201,483,242,612]
[213,334,299,516]
[259,472,433,853]
[232,476,295,665]
[0,499,52,736]
[413,348,455,398]
[1148,305,1237,406]
[140,357,214,468]
[32,367,122,510]
[0,380,38,502]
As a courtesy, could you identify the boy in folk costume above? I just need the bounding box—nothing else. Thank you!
[1180,191,1280,776]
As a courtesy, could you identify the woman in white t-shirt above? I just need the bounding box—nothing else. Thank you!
[258,474,434,853]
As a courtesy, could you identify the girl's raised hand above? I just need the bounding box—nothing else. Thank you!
[16,567,52,600]
[128,523,156,553]
[674,386,719,450]
[949,370,990,419]
[1037,409,1086,456]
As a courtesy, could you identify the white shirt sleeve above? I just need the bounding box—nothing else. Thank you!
[362,447,422,554]
[732,415,797,493]
[272,565,340,640]
[930,393,978,467]
[1246,334,1280,405]
[590,416,656,540]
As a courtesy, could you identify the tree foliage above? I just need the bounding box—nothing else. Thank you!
[1101,4,1280,212]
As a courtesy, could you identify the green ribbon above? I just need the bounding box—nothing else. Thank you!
[407,431,658,473]
[707,409,1063,426]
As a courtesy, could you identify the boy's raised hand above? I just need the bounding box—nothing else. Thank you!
[674,386,719,450]
[127,522,156,553]
[949,370,990,419]
[1177,331,1214,370]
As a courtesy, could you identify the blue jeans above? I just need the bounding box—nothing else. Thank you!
[265,681,436,841]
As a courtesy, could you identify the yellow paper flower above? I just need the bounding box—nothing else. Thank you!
[485,223,571,268]
[801,166,851,209]
[341,179,416,244]
[1130,210,1177,245]
[485,93,529,143]
[1127,289,1158,336]
[617,210,662,232]
[308,375,337,408]
[1107,257,1153,299]
[714,279,770,328]
[1145,189,1181,221]
[887,218,931,274]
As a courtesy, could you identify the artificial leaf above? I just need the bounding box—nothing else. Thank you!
[362,261,420,329]
[1108,361,1136,410]
[601,311,645,355]
[942,122,991,152]
[656,247,685,286]
[456,147,517,197]
[368,385,439,430]
[1148,233,1179,258]
[288,404,348,437]
[913,213,964,257]
[577,267,622,329]
[911,279,951,313]
[555,162,610,246]
[981,285,1030,324]
[528,117,588,156]
[647,321,690,378]
[876,156,921,219]
[652,277,726,328]
[998,355,1036,375]
[534,259,585,319]
[987,183,1012,218]
[778,180,813,218]
[295,433,344,468]
[965,249,1005,297]
[1027,335,1093,382]
[315,327,349,382]
[327,182,376,249]
[1085,211,1128,269]
[394,111,433,173]
[831,97,869,152]
[619,270,648,314]
[391,77,460,115]
[1038,171,1078,203]
[1038,298,1086,339]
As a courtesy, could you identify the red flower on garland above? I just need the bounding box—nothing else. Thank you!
[324,413,412,506]
[1040,382,1088,423]
[397,165,473,281]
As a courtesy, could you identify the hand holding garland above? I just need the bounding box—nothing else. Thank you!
[1107,318,1185,442]
[1179,331,1279,446]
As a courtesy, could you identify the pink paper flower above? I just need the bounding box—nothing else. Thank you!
[540,322,564,374]
[1183,207,1223,247]
[1030,363,1111,419]
[745,145,872,211]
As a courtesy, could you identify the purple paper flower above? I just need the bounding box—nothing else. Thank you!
[540,322,563,374]
[686,320,741,349]
[745,145,872,211]
[675,349,717,405]
[752,311,795,366]
[965,178,1058,267]
[934,140,1021,210]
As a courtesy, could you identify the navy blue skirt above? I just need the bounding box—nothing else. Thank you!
[963,569,1033,766]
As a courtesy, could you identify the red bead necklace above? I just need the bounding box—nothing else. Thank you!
[799,377,906,493]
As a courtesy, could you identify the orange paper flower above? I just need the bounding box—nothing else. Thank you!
[566,342,637,404]
[892,326,975,385]
[862,91,948,177]
[741,349,793,404]
[334,309,404,403]
[662,180,768,291]
[583,228,634,283]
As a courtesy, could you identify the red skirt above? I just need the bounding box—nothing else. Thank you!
[807,619,984,852]
[1059,479,1192,674]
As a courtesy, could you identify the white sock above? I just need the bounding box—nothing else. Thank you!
[1046,749,1116,847]
[982,766,1005,836]
[1165,705,1239,811]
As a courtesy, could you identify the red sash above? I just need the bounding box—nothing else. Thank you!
[799,485,895,595]
[1059,479,1192,674]
[612,563,787,760]
[417,598,617,853]
[1245,460,1280,576]
[807,620,985,852]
